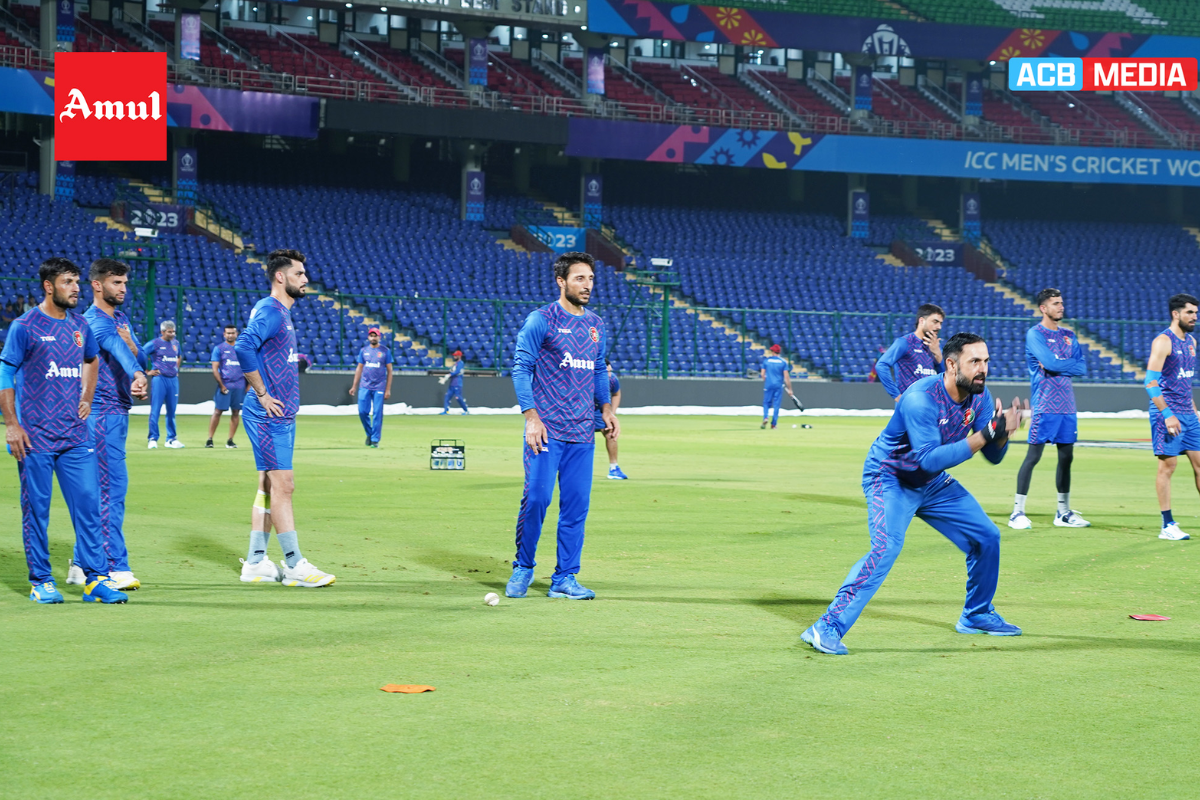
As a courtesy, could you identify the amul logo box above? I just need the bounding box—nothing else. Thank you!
[55,52,167,161]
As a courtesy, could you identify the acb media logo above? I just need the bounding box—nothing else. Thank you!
[1008,56,1197,92]
[54,52,167,161]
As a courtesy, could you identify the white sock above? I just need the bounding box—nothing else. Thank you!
[609,462,618,469]
[1013,494,1027,515]
[1057,493,1070,515]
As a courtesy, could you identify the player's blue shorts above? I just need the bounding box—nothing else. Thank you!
[1027,412,1078,445]
[1151,410,1200,456]
[214,386,245,412]
[593,412,606,432]
[242,412,295,471]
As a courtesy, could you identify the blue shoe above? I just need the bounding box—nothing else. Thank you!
[30,581,64,604]
[82,576,128,604]
[505,566,535,598]
[438,411,448,415]
[801,620,848,655]
[548,574,595,599]
[956,610,1021,636]
[607,466,628,480]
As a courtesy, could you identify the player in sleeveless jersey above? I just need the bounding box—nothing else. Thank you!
[0,258,128,604]
[802,333,1027,655]
[506,252,617,600]
[207,325,245,449]
[234,249,335,587]
[143,320,183,448]
[760,345,793,429]
[1145,293,1200,540]
[1010,289,1090,530]
[876,303,945,401]
[350,327,394,447]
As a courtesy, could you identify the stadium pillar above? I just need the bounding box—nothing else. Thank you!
[960,180,980,245]
[842,53,873,121]
[847,175,868,239]
[1167,185,1184,223]
[576,32,613,109]
[458,142,485,222]
[787,171,804,203]
[513,147,530,193]
[392,137,411,183]
[902,176,918,213]
[37,123,55,198]
[580,162,602,228]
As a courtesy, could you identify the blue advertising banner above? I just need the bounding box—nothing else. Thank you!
[534,226,585,253]
[849,190,868,239]
[175,147,198,203]
[55,160,75,202]
[965,73,984,118]
[56,0,74,45]
[910,240,963,266]
[565,118,1200,186]
[181,13,201,62]
[586,48,606,95]
[853,66,872,112]
[960,192,980,246]
[582,174,602,228]
[468,38,488,87]
[464,170,485,221]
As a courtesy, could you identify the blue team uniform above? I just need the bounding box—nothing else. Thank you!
[211,341,246,412]
[356,343,393,443]
[594,371,620,431]
[1,308,108,583]
[236,297,301,471]
[443,359,469,413]
[876,332,943,399]
[83,305,146,574]
[818,374,1009,639]
[1151,328,1200,456]
[142,336,181,442]
[761,355,788,425]
[1025,323,1086,444]
[511,301,610,579]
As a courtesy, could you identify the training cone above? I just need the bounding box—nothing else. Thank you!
[381,684,437,693]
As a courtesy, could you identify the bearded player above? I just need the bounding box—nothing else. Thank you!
[876,303,945,400]
[802,333,1027,655]
[506,252,618,600]
[1145,293,1200,541]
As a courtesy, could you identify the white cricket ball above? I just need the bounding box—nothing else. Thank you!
[484,592,500,606]
[792,424,798,429]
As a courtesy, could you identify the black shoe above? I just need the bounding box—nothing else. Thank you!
[205,439,214,448]
[365,437,372,446]
[226,440,237,449]
[370,442,379,448]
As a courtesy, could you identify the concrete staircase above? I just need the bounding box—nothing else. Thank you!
[127,180,247,251]
[305,281,445,368]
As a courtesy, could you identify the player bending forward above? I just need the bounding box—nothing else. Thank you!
[802,333,1026,655]
[1145,293,1200,541]
[235,249,335,587]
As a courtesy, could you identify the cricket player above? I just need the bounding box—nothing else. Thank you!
[349,327,393,447]
[760,344,792,429]
[68,258,150,592]
[0,257,129,604]
[596,359,626,479]
[802,332,1026,655]
[1010,289,1089,530]
[439,349,469,415]
[143,320,183,448]
[506,251,618,600]
[876,303,944,400]
[1145,293,1200,541]
[207,325,245,449]
[235,249,335,587]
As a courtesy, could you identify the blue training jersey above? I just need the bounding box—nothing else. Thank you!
[512,301,610,443]
[143,336,180,378]
[1157,327,1196,416]
[85,305,145,416]
[1026,323,1085,416]
[356,344,393,392]
[236,297,300,422]
[0,307,100,452]
[876,332,943,399]
[211,341,245,390]
[448,359,465,390]
[863,374,1007,488]
[762,355,788,390]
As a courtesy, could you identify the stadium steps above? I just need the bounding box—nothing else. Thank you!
[882,0,926,20]
[496,238,528,252]
[877,252,907,267]
[127,180,248,251]
[95,215,133,233]
[307,281,447,368]
[1183,226,1200,248]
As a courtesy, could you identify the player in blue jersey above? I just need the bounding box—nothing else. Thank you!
[143,320,184,449]
[206,325,245,449]
[1145,293,1200,541]
[439,349,469,415]
[0,257,129,604]
[350,327,393,447]
[596,359,626,479]
[801,333,1027,655]
[506,252,617,600]
[876,303,945,401]
[760,345,793,429]
[235,249,335,587]
[69,258,150,593]
[1010,289,1090,530]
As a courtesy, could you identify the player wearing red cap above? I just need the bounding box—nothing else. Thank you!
[761,344,793,429]
[439,349,469,415]
[349,327,393,447]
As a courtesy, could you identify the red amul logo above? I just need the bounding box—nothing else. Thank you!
[589,327,599,343]
[73,331,84,348]
[55,52,167,161]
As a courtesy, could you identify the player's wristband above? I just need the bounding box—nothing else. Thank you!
[1163,409,1177,421]
[981,414,1007,443]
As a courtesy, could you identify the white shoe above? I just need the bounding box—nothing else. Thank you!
[1054,510,1091,528]
[1159,523,1191,541]
[279,558,336,588]
[108,570,141,590]
[147,440,157,449]
[66,560,86,585]
[1008,512,1032,530]
[239,557,281,583]
[165,439,185,449]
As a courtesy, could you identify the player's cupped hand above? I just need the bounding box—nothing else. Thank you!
[78,399,91,422]
[6,423,30,461]
[1167,415,1183,436]
[603,410,620,441]
[259,393,285,418]
[525,416,548,454]
[131,374,148,400]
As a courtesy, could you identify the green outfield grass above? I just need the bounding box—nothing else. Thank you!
[1,414,1198,799]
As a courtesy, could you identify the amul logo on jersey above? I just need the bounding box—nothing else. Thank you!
[559,352,595,370]
[45,361,81,379]
[54,52,167,161]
